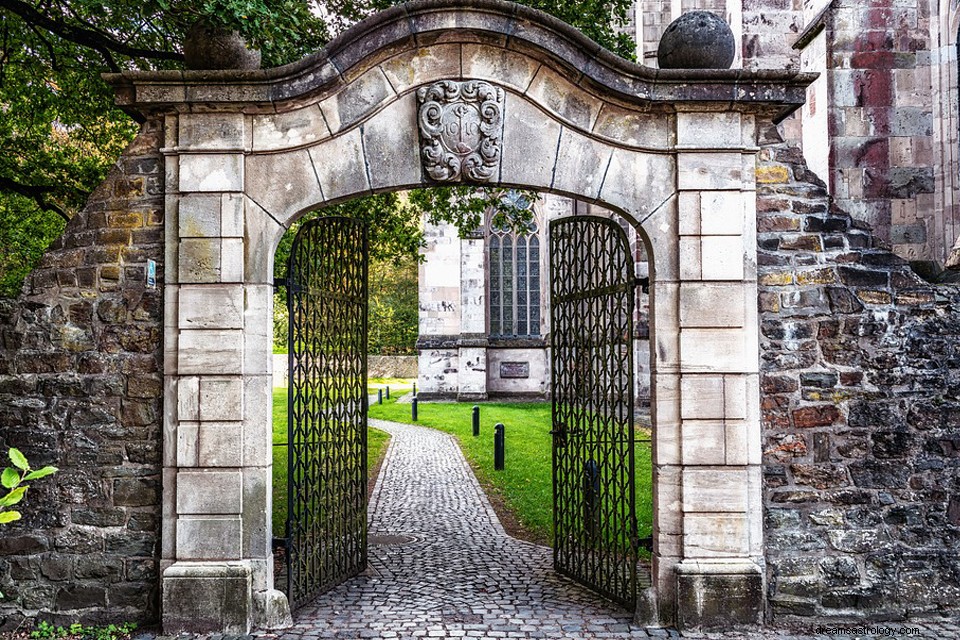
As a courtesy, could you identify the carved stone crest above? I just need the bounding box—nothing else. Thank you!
[417,80,504,183]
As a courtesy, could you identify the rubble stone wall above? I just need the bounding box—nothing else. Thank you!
[757,127,960,621]
[0,120,164,627]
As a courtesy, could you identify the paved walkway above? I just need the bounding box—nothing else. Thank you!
[257,419,958,640]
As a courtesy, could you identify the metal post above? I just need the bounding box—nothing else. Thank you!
[385,386,390,400]
[494,423,505,470]
[472,405,480,437]
[413,382,417,396]
[377,389,383,405]
[412,397,418,422]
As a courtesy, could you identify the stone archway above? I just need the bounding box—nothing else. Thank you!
[105,1,813,632]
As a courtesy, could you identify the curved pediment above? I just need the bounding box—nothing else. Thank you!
[104,0,814,125]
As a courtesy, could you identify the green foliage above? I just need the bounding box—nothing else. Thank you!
[0,0,631,296]
[368,255,418,355]
[30,620,137,640]
[0,448,58,525]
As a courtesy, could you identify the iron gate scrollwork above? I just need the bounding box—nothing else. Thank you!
[550,215,638,609]
[286,216,368,610]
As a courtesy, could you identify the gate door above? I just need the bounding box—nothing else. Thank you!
[550,215,638,609]
[286,216,368,610]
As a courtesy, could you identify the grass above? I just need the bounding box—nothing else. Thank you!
[368,394,653,547]
[271,389,390,538]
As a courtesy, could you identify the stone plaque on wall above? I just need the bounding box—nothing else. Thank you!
[417,80,503,183]
[500,361,530,379]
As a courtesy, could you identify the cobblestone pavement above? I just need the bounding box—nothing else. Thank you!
[256,419,958,640]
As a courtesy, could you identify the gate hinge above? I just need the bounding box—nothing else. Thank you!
[273,277,288,291]
[635,277,649,294]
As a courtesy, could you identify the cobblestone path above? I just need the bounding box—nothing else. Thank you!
[258,419,956,640]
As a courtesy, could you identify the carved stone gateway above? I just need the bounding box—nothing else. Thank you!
[417,80,503,183]
[100,0,814,633]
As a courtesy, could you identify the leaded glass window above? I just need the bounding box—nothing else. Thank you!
[489,211,540,337]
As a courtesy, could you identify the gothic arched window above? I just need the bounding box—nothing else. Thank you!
[489,211,541,338]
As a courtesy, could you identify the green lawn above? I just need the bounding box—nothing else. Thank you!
[271,389,390,538]
[368,394,653,547]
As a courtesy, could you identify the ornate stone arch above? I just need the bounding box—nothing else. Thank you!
[105,0,813,632]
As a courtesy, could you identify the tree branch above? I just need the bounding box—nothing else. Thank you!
[0,176,73,222]
[0,0,183,63]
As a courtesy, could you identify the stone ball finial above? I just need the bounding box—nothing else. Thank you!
[184,20,262,71]
[657,11,735,70]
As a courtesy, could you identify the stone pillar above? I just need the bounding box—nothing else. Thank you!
[668,111,764,629]
[458,230,488,401]
[161,112,289,633]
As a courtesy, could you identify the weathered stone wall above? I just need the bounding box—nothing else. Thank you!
[757,128,960,620]
[0,120,164,627]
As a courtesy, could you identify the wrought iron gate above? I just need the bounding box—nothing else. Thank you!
[285,216,368,610]
[550,215,638,609]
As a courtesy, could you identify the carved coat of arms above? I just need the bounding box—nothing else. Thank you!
[417,80,504,183]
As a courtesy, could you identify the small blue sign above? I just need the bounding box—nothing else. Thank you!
[146,259,157,289]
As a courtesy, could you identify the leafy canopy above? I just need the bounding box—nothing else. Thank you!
[0,0,633,296]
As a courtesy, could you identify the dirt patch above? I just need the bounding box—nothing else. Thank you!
[467,464,552,548]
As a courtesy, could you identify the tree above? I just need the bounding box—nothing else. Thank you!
[0,0,634,296]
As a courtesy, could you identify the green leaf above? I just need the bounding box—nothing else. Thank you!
[23,466,57,481]
[0,510,22,523]
[8,448,28,471]
[0,486,27,507]
[1,467,19,489]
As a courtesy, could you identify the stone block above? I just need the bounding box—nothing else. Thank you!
[501,93,561,189]
[680,420,725,465]
[221,193,244,238]
[179,238,221,283]
[179,194,222,238]
[179,154,244,192]
[525,67,602,130]
[678,153,743,190]
[362,94,421,191]
[178,113,245,151]
[252,105,330,152]
[178,285,244,330]
[676,562,763,629]
[678,192,701,236]
[199,376,244,421]
[679,236,701,280]
[683,514,750,556]
[242,467,270,559]
[222,238,245,283]
[680,375,723,420]
[680,328,753,373]
[461,44,540,93]
[177,376,200,421]
[199,422,243,467]
[677,112,742,149]
[310,128,371,203]
[178,330,243,376]
[597,148,676,224]
[177,422,199,467]
[682,468,749,512]
[679,283,746,328]
[593,105,675,149]
[244,285,273,376]
[700,236,745,280]
[243,376,273,467]
[700,191,745,235]
[552,129,611,200]
[320,67,395,135]
[162,561,251,633]
[177,470,242,515]
[380,44,461,94]
[245,149,324,222]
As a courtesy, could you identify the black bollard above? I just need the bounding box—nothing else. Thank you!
[413,382,417,396]
[385,386,390,400]
[377,389,383,405]
[494,423,505,470]
[472,405,480,437]
[412,396,418,422]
